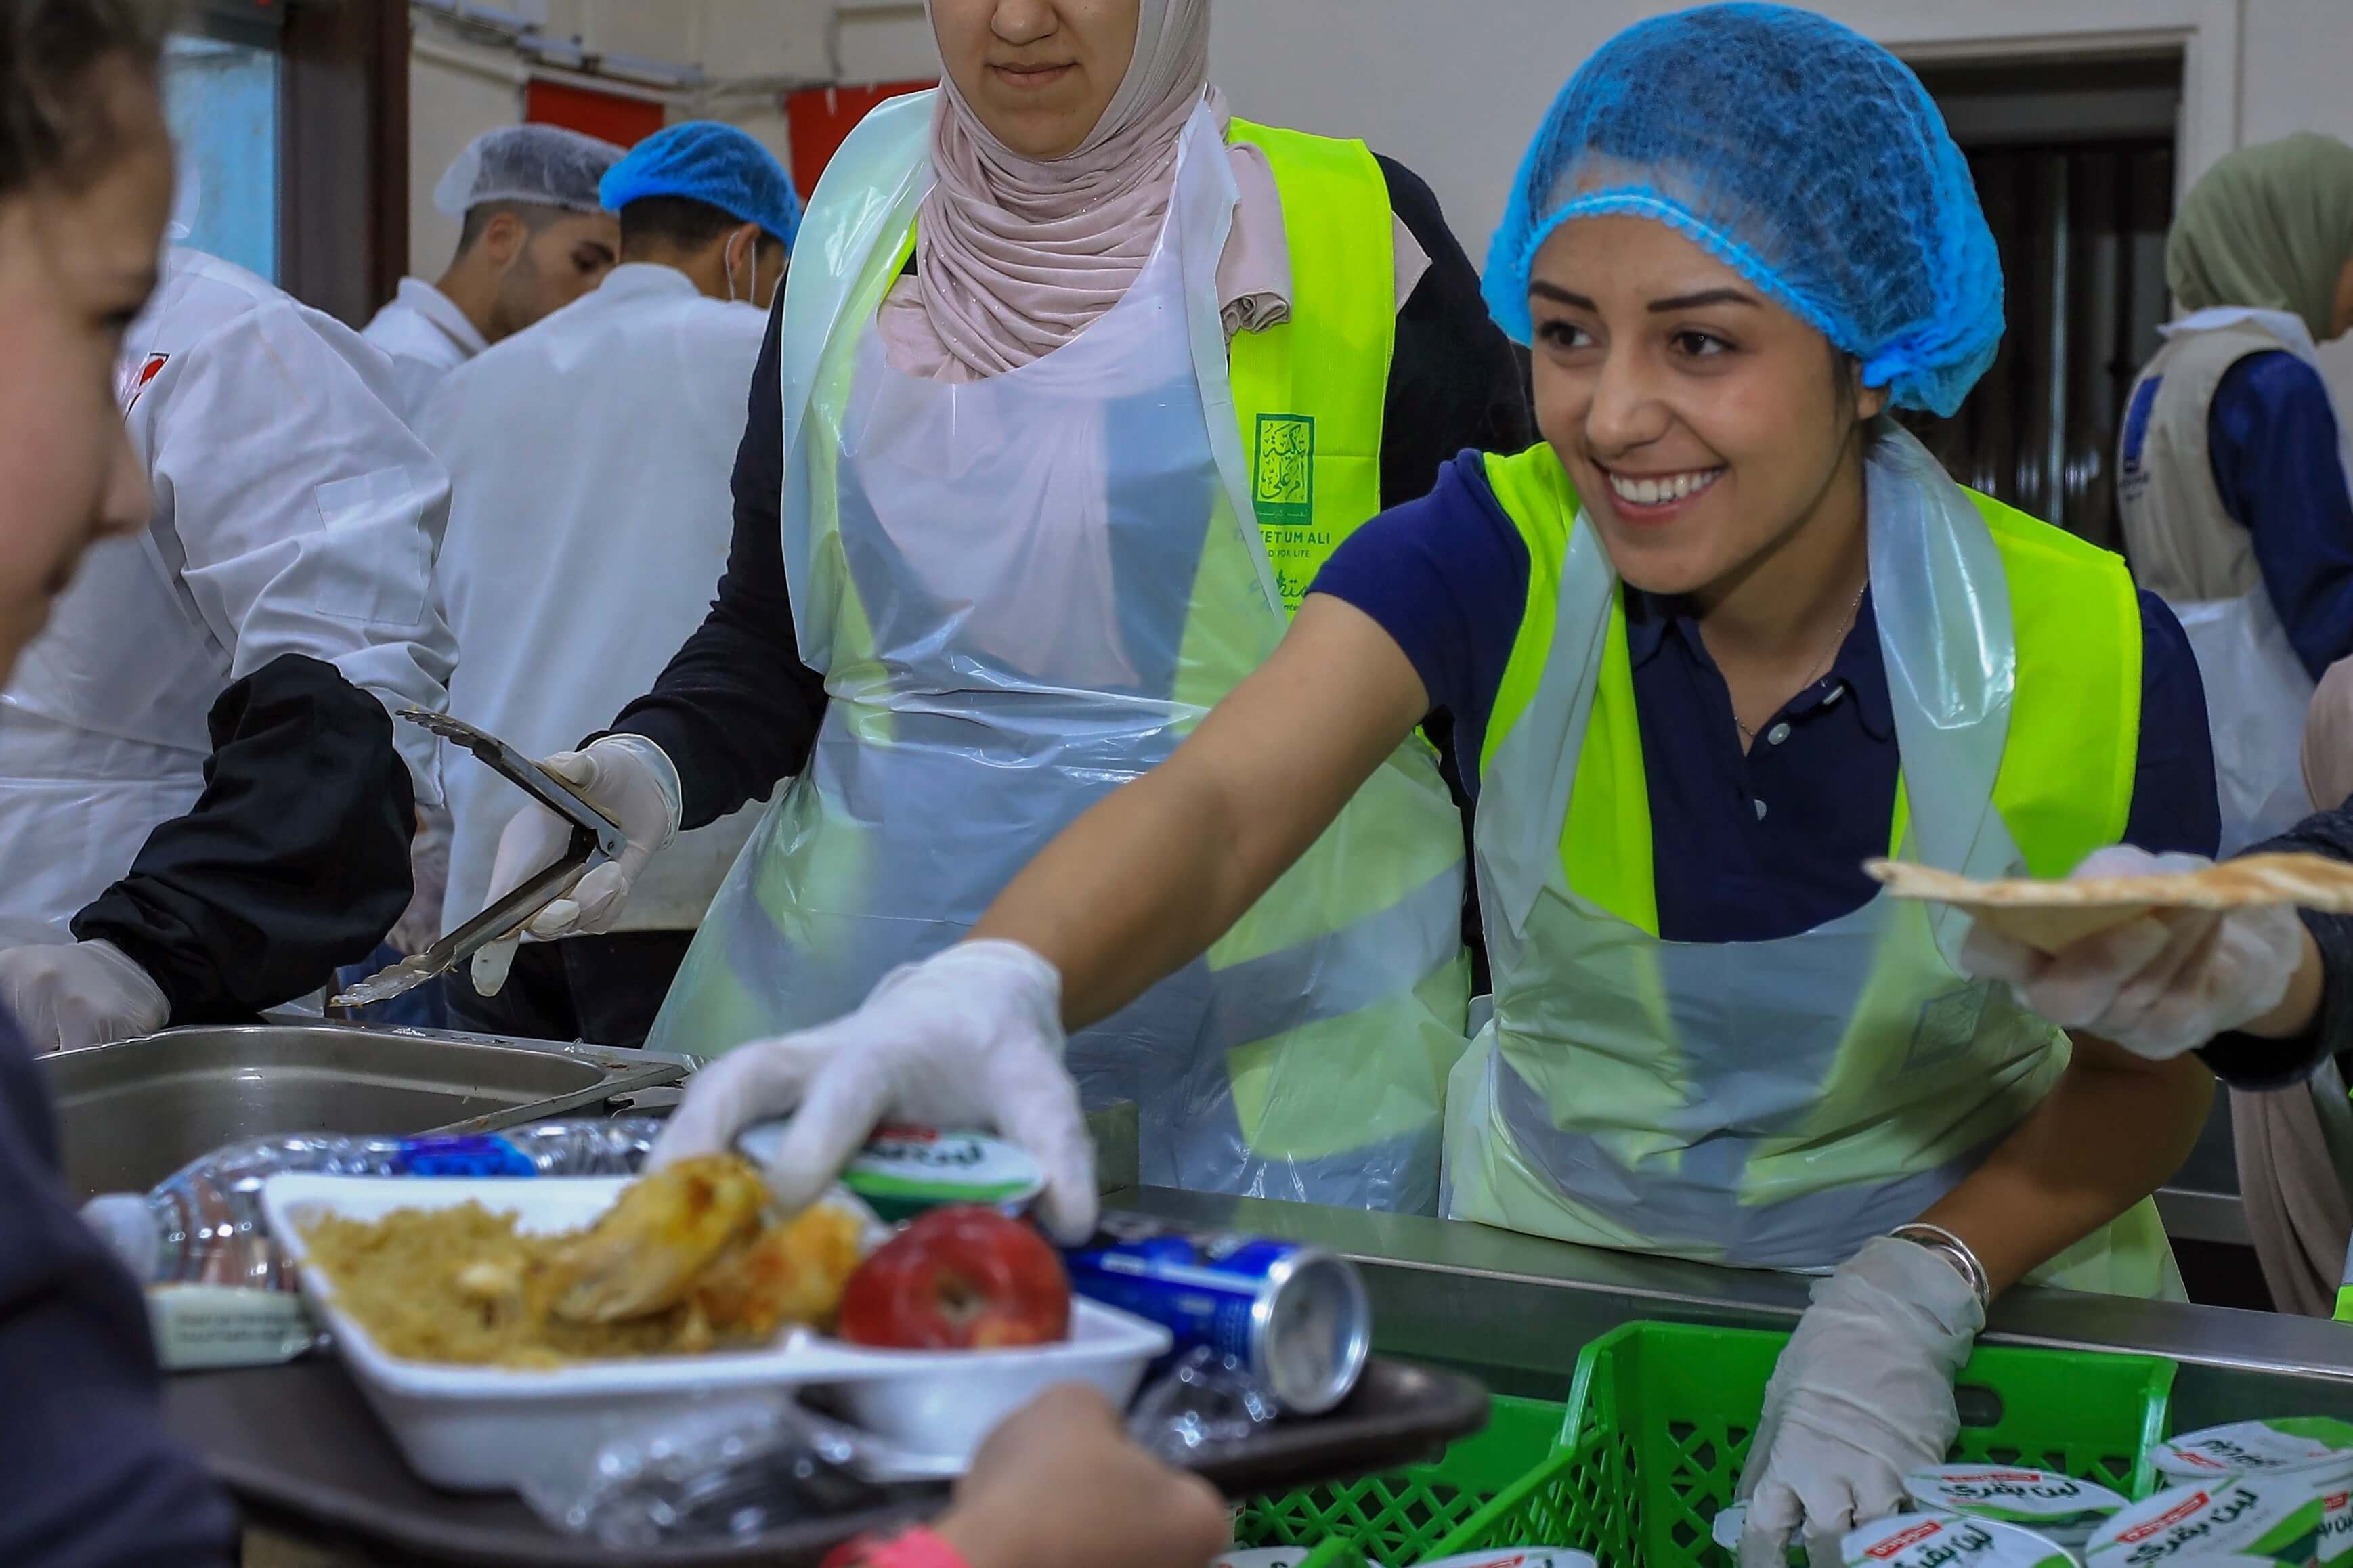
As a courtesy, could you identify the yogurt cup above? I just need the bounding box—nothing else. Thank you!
[1417,1552,1598,1568]
[2153,1420,2353,1485]
[1842,1512,2073,1568]
[734,1121,1045,1221]
[1212,1552,1321,1568]
[2317,1483,2353,1568]
[2085,1477,2329,1565]
[1904,1465,2130,1547]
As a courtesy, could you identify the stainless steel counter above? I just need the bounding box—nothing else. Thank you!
[1108,1183,2353,1430]
[41,1024,689,1200]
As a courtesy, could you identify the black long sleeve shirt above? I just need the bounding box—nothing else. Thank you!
[72,653,416,1023]
[2199,802,2353,1089]
[613,154,1531,830]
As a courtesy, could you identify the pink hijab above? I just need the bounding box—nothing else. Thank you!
[898,0,1224,380]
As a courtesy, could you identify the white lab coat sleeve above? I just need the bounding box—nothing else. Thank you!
[144,301,457,804]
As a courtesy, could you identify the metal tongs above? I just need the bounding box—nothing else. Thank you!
[331,710,628,1009]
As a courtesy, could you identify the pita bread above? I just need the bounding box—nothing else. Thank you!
[1864,852,2353,955]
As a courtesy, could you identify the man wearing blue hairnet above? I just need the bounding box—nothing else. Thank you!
[420,122,802,1047]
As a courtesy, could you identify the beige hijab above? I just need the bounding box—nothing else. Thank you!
[909,0,1213,379]
[2304,656,2353,812]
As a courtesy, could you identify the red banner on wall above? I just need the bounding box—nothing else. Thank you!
[785,80,937,196]
[525,79,667,147]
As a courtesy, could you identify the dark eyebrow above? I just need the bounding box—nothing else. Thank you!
[1528,281,1761,313]
[1648,288,1758,313]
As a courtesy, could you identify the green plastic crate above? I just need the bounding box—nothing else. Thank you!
[1238,1322,2174,1568]
[1232,1393,1572,1568]
[1422,1322,2176,1568]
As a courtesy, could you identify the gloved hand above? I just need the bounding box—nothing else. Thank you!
[389,804,450,957]
[469,735,681,997]
[650,940,1098,1242]
[1737,1236,1983,1568]
[1958,846,2302,1060]
[0,940,171,1053]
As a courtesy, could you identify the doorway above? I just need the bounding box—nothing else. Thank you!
[1907,52,2183,553]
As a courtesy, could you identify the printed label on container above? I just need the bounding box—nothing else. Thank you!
[146,1284,319,1370]
[735,1122,1044,1217]
[1842,1512,2073,1568]
[391,1133,538,1178]
[1213,1552,1321,1568]
[2086,1479,2327,1566]
[2155,1420,2353,1483]
[2318,1487,2353,1568]
[1418,1550,1598,1568]
[1905,1466,2128,1539]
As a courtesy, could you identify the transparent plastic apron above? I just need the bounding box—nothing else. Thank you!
[650,102,1468,1212]
[1444,429,2178,1297]
[2163,310,2343,852]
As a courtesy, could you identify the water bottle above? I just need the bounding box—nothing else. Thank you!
[81,1118,664,1290]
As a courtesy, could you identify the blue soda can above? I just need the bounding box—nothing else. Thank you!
[1062,1215,1370,1415]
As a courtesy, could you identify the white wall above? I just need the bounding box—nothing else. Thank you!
[408,0,2353,394]
[408,0,873,276]
[1197,0,2353,387]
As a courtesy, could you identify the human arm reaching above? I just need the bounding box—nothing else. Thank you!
[649,596,1431,1234]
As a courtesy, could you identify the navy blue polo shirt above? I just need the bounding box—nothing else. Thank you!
[1310,451,2221,943]
[2195,351,2353,681]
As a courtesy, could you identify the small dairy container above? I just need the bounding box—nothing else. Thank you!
[735,1122,1047,1222]
[1842,1512,2073,1568]
[2153,1420,2353,1485]
[2084,1477,2329,1566]
[1905,1465,2130,1548]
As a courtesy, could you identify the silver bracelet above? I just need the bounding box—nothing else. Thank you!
[1890,1222,1991,1311]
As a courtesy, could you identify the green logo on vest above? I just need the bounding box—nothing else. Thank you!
[1253,412,1314,529]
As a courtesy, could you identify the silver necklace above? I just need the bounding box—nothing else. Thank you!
[1731,582,1868,745]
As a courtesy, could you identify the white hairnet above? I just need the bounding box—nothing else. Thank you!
[433,124,626,219]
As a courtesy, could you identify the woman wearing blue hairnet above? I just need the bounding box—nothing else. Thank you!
[643,2,2222,1559]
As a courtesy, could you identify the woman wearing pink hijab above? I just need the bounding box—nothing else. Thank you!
[481,0,1527,1220]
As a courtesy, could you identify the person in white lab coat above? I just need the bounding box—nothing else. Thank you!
[428,121,798,1048]
[362,124,624,418]
[0,246,458,1051]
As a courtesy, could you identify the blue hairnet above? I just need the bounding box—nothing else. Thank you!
[600,121,803,252]
[1483,3,2003,417]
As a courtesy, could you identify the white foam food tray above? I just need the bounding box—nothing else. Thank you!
[263,1173,1172,1491]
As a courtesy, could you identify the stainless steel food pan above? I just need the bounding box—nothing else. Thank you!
[41,1024,688,1200]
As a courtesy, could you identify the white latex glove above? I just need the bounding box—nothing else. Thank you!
[469,735,681,997]
[389,804,450,957]
[0,940,171,1053]
[650,940,1098,1242]
[1738,1236,1983,1568]
[1958,846,2302,1061]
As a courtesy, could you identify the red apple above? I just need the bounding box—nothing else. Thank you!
[836,1206,1072,1350]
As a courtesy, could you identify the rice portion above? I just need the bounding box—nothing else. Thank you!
[299,1198,865,1368]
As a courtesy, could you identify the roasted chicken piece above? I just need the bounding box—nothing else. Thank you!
[550,1154,768,1323]
[692,1201,869,1339]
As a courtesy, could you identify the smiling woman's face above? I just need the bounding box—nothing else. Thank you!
[1526,215,1886,601]
[931,0,1140,160]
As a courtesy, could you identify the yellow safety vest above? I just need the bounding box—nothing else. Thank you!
[1478,451,2142,921]
[1450,441,2176,1296]
[649,104,1470,1213]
